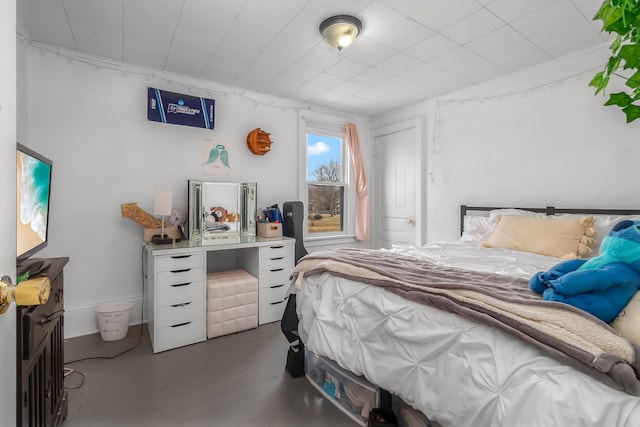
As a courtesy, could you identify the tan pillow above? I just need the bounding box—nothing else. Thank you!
[482,215,595,259]
[611,291,640,346]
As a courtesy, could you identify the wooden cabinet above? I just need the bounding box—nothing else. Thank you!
[17,257,69,427]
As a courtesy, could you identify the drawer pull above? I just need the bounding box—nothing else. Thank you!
[171,321,192,328]
[170,302,192,308]
[270,245,284,249]
[270,284,284,289]
[170,268,191,273]
[270,300,285,306]
[171,255,192,259]
[270,257,284,261]
[171,282,192,287]
[270,268,284,272]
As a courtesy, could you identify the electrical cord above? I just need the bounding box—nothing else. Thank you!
[63,368,85,390]
[64,244,146,367]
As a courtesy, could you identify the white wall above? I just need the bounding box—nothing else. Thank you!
[373,44,640,243]
[0,0,17,421]
[23,45,371,337]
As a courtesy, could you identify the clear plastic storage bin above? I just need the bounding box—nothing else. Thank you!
[305,350,379,426]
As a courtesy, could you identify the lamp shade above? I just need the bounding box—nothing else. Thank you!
[319,15,362,51]
[153,190,173,216]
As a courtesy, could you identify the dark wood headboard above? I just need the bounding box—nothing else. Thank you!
[460,205,640,235]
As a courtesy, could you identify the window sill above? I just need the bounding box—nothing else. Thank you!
[305,234,356,248]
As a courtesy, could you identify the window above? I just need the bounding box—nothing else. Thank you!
[300,112,353,242]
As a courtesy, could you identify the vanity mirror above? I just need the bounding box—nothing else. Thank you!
[188,181,257,238]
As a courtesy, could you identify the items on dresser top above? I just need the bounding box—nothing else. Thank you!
[144,236,294,353]
[188,181,257,238]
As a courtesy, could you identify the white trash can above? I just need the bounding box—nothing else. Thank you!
[95,302,134,341]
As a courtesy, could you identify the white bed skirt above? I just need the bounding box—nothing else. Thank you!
[296,270,640,426]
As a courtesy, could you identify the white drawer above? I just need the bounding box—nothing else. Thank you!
[156,298,204,327]
[259,294,288,324]
[260,282,289,303]
[260,244,293,260]
[259,267,293,289]
[155,319,205,352]
[156,253,204,272]
[260,256,292,272]
[157,267,205,287]
[156,280,204,307]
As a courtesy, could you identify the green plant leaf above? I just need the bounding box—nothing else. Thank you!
[611,34,622,52]
[592,0,640,123]
[605,91,634,106]
[589,71,607,94]
[620,43,640,69]
[622,103,640,122]
[626,70,640,88]
[604,9,628,33]
[591,72,611,94]
[606,55,622,74]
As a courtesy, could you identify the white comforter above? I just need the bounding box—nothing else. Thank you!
[296,242,640,427]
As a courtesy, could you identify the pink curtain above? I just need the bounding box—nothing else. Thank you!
[346,123,370,241]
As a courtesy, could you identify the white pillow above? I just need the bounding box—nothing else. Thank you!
[551,213,640,255]
[488,208,546,226]
[459,215,492,243]
[591,214,640,250]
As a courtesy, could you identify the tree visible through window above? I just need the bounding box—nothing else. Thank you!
[307,132,345,234]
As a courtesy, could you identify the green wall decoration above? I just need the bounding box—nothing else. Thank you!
[590,0,640,123]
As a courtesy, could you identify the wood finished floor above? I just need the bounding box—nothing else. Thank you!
[63,322,357,427]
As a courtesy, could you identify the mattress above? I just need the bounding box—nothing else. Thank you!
[295,242,640,427]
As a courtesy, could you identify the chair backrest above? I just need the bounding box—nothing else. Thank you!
[283,201,308,264]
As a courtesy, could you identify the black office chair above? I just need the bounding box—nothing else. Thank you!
[281,201,308,377]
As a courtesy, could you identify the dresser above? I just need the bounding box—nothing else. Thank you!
[144,236,294,353]
[17,257,69,427]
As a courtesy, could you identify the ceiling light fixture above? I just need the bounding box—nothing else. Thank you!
[319,15,362,51]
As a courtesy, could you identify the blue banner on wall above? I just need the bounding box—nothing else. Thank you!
[147,87,215,130]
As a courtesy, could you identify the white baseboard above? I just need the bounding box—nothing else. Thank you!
[64,296,146,339]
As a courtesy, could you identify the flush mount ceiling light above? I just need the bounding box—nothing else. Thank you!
[319,15,363,51]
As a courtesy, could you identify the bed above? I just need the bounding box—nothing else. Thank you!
[292,206,640,427]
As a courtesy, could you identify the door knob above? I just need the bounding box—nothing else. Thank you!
[408,217,416,225]
[0,275,51,314]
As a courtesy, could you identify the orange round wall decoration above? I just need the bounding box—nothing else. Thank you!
[246,128,273,155]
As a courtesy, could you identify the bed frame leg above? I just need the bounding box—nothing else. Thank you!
[368,389,398,427]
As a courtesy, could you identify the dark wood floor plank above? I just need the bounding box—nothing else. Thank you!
[63,323,357,427]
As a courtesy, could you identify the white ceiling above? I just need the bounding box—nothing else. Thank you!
[17,0,608,117]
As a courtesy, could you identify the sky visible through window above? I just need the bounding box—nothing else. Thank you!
[307,133,341,181]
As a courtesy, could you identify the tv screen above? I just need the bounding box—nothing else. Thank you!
[16,143,52,262]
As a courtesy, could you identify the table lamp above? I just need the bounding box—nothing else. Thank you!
[152,189,173,244]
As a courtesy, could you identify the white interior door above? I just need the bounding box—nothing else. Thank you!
[374,119,421,249]
[0,0,17,420]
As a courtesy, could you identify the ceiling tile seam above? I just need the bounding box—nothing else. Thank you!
[420,49,488,85]
[229,6,312,90]
[162,0,186,71]
[480,7,555,62]
[195,0,260,81]
[569,0,608,41]
[61,0,78,51]
[370,17,430,55]
[121,3,124,62]
[571,0,598,23]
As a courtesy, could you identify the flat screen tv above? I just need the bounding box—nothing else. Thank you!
[16,143,52,264]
